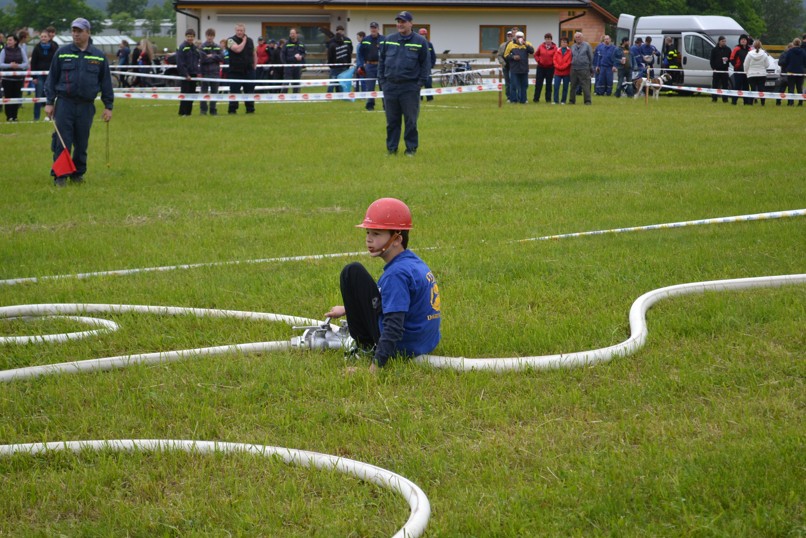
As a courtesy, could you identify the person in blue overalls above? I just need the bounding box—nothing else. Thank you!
[45,18,113,187]
[378,11,430,156]
[356,22,385,111]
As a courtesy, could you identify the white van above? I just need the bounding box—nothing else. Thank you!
[616,14,779,89]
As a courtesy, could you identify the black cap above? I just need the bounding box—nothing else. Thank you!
[369,21,379,28]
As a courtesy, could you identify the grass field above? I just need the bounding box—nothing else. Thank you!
[1,91,805,536]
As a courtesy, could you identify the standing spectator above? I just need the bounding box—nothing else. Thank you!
[496,30,513,102]
[662,36,682,84]
[356,22,384,110]
[0,32,5,118]
[504,31,534,104]
[17,29,30,57]
[219,38,230,87]
[630,37,645,78]
[116,39,130,67]
[327,25,352,93]
[744,40,770,106]
[176,28,201,116]
[45,18,113,186]
[267,39,282,92]
[325,198,441,373]
[281,27,306,94]
[532,32,555,103]
[568,32,593,105]
[354,31,366,92]
[418,28,436,101]
[613,37,632,97]
[378,11,429,156]
[709,35,731,103]
[0,33,28,122]
[227,24,257,114]
[131,39,155,87]
[199,28,223,115]
[780,38,805,106]
[593,34,616,95]
[255,36,269,84]
[31,29,57,121]
[552,36,572,104]
[639,36,661,76]
[730,34,751,105]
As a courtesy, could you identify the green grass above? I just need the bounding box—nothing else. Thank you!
[0,93,804,536]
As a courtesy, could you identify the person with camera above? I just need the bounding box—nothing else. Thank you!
[504,31,534,104]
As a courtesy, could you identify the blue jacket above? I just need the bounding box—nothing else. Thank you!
[200,39,224,76]
[282,39,306,65]
[357,34,385,67]
[45,42,114,109]
[780,46,806,74]
[379,31,430,86]
[176,39,201,77]
[594,43,616,68]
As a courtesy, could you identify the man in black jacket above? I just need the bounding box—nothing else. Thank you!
[709,35,731,103]
[227,23,256,114]
[176,28,201,116]
[326,26,352,93]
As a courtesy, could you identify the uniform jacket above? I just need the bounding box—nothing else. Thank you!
[327,36,353,65]
[357,34,384,66]
[200,40,224,76]
[779,46,806,74]
[553,46,572,76]
[176,39,201,77]
[379,31,430,86]
[612,46,629,70]
[282,38,306,65]
[710,44,732,71]
[533,41,556,68]
[45,41,114,109]
[504,40,535,74]
[594,43,616,68]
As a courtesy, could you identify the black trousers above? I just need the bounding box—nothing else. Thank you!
[178,78,197,115]
[340,262,381,349]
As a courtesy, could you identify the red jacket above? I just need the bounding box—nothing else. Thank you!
[534,42,557,68]
[553,46,572,76]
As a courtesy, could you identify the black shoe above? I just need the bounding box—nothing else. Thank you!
[54,176,67,187]
[70,175,84,184]
[387,149,398,156]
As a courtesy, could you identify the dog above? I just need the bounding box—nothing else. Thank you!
[633,72,672,99]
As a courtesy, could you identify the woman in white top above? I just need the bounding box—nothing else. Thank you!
[744,39,771,105]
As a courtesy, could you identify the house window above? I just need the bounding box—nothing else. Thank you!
[479,25,527,53]
[560,28,581,43]
[262,23,329,54]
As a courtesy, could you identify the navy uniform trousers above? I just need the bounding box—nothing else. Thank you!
[51,97,95,177]
[383,81,420,153]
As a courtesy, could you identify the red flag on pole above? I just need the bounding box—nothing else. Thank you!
[52,149,77,177]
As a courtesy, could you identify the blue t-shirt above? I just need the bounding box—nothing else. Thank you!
[377,250,441,356]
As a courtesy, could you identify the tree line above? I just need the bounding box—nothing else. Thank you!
[0,0,173,36]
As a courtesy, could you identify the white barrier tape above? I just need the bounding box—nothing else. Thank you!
[0,439,430,538]
[517,209,806,242]
[0,83,501,105]
[660,83,806,100]
[2,209,802,288]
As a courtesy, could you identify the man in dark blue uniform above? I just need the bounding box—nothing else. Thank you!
[45,18,113,187]
[281,27,306,94]
[356,22,384,111]
[378,11,429,156]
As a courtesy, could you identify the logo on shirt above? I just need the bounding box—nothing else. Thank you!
[427,272,441,319]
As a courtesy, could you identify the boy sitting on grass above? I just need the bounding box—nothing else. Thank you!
[326,198,441,372]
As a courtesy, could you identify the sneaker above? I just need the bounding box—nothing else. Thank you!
[54,176,67,187]
[70,175,84,184]
[387,149,398,156]
[404,150,416,157]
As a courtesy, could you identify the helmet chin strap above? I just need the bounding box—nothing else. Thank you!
[376,232,401,255]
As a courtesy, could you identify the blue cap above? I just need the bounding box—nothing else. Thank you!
[395,11,413,22]
[71,18,91,31]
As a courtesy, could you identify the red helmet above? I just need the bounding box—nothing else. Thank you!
[356,198,413,230]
